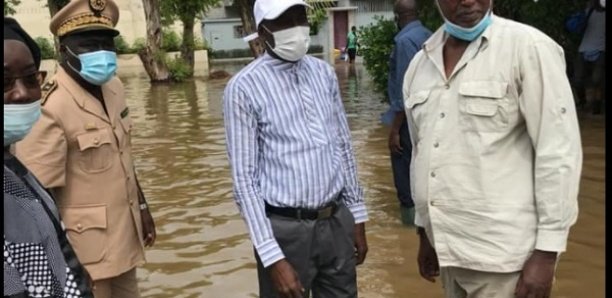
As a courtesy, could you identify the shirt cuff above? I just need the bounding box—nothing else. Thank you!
[255,238,285,268]
[347,202,369,224]
[535,228,570,253]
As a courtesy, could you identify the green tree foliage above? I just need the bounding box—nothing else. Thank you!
[360,0,589,101]
[4,0,21,15]
[358,16,397,102]
[34,37,56,59]
[160,0,221,75]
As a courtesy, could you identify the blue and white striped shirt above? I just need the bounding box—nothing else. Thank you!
[223,53,368,268]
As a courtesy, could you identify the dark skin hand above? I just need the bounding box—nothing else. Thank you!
[354,222,368,265]
[515,250,557,298]
[417,227,439,282]
[268,259,305,298]
[135,174,156,247]
[388,111,406,154]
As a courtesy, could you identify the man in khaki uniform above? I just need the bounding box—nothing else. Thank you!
[16,0,156,297]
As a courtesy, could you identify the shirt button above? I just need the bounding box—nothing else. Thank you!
[434,142,439,148]
[76,223,83,231]
[440,112,446,119]
[129,200,134,205]
[430,201,436,206]
[561,107,567,114]
[445,84,450,89]
[431,172,436,178]
[93,138,99,145]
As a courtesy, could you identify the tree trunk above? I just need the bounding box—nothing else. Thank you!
[180,17,195,75]
[139,0,170,82]
[236,0,264,57]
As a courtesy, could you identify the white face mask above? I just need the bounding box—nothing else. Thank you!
[600,0,605,8]
[263,25,311,62]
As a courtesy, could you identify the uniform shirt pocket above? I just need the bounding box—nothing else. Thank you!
[62,204,108,265]
[459,81,510,132]
[406,90,432,140]
[76,129,114,173]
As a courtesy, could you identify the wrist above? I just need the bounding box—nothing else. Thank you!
[533,249,558,260]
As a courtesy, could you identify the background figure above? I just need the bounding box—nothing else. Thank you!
[404,0,582,297]
[15,1,156,297]
[223,0,369,297]
[383,0,431,226]
[346,26,359,64]
[4,17,93,298]
[573,0,605,114]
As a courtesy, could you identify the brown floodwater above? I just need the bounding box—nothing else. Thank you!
[118,62,605,298]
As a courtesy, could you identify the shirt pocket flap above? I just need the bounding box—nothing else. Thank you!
[459,81,508,99]
[76,130,112,151]
[62,205,107,234]
[465,101,499,116]
[406,90,431,109]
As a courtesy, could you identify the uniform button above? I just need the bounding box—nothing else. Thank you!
[76,223,83,231]
[129,200,134,205]
[431,172,436,178]
[561,107,567,114]
[445,84,450,89]
[430,201,436,206]
[434,142,439,148]
[440,112,446,119]
[93,138,99,145]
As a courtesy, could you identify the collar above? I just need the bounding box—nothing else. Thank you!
[398,20,424,36]
[56,65,116,108]
[423,14,497,53]
[261,51,305,72]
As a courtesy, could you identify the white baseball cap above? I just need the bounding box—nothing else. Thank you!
[254,0,310,28]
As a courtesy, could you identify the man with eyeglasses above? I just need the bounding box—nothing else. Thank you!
[402,0,582,297]
[15,0,156,297]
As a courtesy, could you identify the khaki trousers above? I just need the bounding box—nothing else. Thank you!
[440,267,521,298]
[92,268,140,298]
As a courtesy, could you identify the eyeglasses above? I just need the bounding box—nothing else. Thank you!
[4,71,48,93]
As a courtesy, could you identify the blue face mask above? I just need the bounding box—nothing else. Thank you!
[438,0,493,41]
[66,47,117,86]
[4,100,41,146]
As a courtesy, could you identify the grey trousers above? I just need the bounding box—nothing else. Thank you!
[255,204,358,298]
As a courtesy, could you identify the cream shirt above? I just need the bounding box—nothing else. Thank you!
[403,16,582,272]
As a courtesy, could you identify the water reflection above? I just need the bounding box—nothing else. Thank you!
[119,63,604,298]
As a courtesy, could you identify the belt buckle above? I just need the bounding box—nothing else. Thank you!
[317,206,333,219]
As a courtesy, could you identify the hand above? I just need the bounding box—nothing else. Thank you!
[354,223,368,265]
[269,259,304,298]
[514,250,557,298]
[417,228,439,282]
[141,207,157,247]
[388,130,403,154]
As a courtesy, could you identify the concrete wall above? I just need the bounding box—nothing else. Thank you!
[201,19,248,51]
[10,0,201,45]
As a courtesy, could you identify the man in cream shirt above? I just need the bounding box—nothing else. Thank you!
[403,0,582,297]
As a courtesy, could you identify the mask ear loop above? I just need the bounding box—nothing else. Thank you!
[64,46,81,74]
[261,24,276,51]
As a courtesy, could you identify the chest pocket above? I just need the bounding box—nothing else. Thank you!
[406,90,431,139]
[459,81,510,132]
[76,129,114,173]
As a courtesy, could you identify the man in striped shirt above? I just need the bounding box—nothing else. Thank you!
[223,0,369,297]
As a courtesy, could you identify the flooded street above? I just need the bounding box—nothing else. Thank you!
[119,62,605,298]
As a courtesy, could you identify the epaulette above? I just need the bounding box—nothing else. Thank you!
[41,79,58,105]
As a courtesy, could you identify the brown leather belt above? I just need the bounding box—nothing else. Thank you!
[265,200,339,220]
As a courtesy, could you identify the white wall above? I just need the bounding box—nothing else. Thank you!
[10,0,201,45]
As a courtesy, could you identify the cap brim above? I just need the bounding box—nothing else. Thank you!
[262,2,311,23]
[69,26,120,37]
